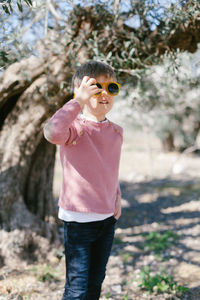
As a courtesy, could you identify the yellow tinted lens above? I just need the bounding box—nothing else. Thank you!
[108,83,119,95]
[95,83,102,95]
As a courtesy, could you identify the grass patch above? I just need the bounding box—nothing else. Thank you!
[113,236,124,245]
[20,293,34,300]
[38,271,56,282]
[105,292,112,298]
[29,263,60,283]
[121,252,134,263]
[105,291,129,299]
[140,230,179,253]
[138,266,189,295]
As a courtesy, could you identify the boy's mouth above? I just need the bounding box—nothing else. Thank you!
[99,100,109,104]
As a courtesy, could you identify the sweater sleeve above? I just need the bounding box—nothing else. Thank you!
[43,99,82,145]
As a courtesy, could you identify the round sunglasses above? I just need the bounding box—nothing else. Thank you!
[94,82,120,96]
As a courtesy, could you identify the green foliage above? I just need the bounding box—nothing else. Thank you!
[1,0,200,70]
[138,266,189,295]
[29,263,60,283]
[105,292,112,298]
[0,48,19,69]
[83,1,200,74]
[38,271,56,282]
[0,50,9,64]
[113,236,124,245]
[141,230,179,253]
[1,0,32,14]
[23,295,31,300]
[1,0,12,13]
[122,252,133,263]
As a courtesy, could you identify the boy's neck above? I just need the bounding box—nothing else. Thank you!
[82,110,106,122]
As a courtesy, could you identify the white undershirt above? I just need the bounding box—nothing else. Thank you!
[58,114,113,223]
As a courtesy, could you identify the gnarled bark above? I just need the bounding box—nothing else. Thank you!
[0,33,84,265]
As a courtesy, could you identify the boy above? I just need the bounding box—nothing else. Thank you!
[44,61,123,300]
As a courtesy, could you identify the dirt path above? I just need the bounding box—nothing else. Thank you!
[1,131,200,299]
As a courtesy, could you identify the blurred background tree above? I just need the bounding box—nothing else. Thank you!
[117,49,200,152]
[0,0,200,258]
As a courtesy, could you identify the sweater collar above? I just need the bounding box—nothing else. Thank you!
[79,113,109,124]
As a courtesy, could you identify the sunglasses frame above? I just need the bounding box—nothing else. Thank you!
[94,82,121,97]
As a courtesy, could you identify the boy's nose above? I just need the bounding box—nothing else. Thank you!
[101,89,108,96]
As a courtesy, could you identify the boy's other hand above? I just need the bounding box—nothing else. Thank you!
[114,194,121,220]
[75,76,102,108]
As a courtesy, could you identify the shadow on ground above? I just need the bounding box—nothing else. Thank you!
[106,177,200,299]
[119,178,200,229]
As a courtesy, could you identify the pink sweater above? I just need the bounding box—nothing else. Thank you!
[44,99,123,214]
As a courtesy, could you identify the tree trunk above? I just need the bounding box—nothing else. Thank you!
[0,40,87,265]
[162,133,175,152]
[0,58,68,227]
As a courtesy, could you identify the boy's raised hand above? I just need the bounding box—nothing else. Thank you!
[75,76,102,108]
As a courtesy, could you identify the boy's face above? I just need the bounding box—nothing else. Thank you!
[83,75,115,118]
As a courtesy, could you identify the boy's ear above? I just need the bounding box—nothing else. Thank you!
[74,86,79,94]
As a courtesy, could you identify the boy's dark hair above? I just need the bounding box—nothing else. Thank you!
[72,61,116,90]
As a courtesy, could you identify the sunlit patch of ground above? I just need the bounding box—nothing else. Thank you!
[0,260,65,300]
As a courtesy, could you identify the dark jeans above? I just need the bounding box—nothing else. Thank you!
[62,216,116,300]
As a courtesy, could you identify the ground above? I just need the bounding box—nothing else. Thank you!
[0,128,200,300]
